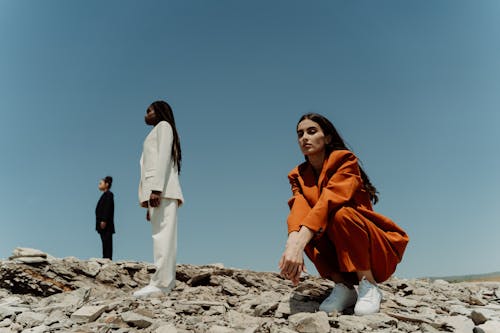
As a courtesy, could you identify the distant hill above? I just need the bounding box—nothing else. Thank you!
[429,271,500,283]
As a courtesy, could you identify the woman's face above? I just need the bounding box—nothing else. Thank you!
[145,107,159,126]
[297,119,330,157]
[98,180,108,192]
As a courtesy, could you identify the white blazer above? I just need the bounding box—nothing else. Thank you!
[139,121,184,206]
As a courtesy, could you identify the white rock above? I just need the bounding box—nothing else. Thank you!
[95,264,118,284]
[357,312,399,330]
[120,310,154,328]
[37,287,89,313]
[477,320,500,333]
[394,296,420,307]
[15,311,45,327]
[89,257,111,265]
[448,304,472,316]
[420,323,441,333]
[43,309,66,326]
[12,257,47,264]
[0,297,22,307]
[227,310,262,329]
[71,305,107,323]
[79,261,101,277]
[470,294,488,306]
[215,276,248,296]
[413,287,429,296]
[0,318,11,328]
[270,326,299,333]
[254,301,279,316]
[386,311,435,326]
[336,314,368,331]
[288,312,330,333]
[10,323,23,332]
[439,315,474,333]
[154,323,178,333]
[207,326,235,333]
[0,307,15,321]
[20,325,49,333]
[433,279,450,285]
[5,251,500,333]
[10,248,47,259]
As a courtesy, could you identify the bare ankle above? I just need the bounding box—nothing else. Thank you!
[357,270,377,285]
[329,274,354,289]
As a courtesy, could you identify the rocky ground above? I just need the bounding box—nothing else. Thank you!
[1,248,500,333]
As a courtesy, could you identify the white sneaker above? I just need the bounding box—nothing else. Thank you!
[319,283,358,313]
[354,277,383,316]
[133,285,166,298]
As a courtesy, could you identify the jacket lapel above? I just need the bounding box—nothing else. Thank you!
[317,157,330,190]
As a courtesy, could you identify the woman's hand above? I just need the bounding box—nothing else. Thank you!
[146,210,151,222]
[100,221,107,230]
[149,191,162,208]
[279,226,315,286]
[279,232,306,286]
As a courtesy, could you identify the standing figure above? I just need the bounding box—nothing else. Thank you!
[95,176,115,260]
[279,113,409,316]
[134,100,184,297]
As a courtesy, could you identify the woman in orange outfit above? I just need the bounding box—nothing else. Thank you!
[279,113,409,316]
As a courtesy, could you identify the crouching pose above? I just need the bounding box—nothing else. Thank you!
[279,113,408,316]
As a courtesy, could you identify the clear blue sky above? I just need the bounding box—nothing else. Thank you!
[1,1,499,279]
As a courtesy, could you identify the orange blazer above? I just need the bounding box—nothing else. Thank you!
[287,150,408,261]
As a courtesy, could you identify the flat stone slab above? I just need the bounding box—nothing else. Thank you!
[9,248,47,259]
[71,305,107,323]
[289,312,330,333]
[120,310,154,328]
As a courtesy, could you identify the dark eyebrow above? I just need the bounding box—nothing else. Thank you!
[297,126,318,133]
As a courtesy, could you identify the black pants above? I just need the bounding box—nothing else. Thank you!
[100,231,113,260]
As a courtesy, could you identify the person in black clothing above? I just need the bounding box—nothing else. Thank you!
[95,176,115,259]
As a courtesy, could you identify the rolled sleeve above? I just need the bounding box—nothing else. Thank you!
[286,170,311,234]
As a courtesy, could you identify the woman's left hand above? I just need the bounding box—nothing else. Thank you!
[149,191,162,207]
[279,233,306,286]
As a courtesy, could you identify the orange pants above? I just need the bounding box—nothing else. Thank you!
[304,206,402,284]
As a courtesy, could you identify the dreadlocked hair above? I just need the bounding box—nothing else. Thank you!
[149,100,182,173]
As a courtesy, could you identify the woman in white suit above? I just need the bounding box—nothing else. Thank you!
[134,100,184,297]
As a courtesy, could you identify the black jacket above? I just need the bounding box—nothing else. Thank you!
[95,191,115,234]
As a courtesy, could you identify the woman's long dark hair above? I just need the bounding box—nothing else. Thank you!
[298,113,379,204]
[149,100,182,173]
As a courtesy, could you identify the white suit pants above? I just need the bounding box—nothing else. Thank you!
[149,198,178,289]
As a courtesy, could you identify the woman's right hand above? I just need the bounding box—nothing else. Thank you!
[146,210,151,222]
[279,232,306,286]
